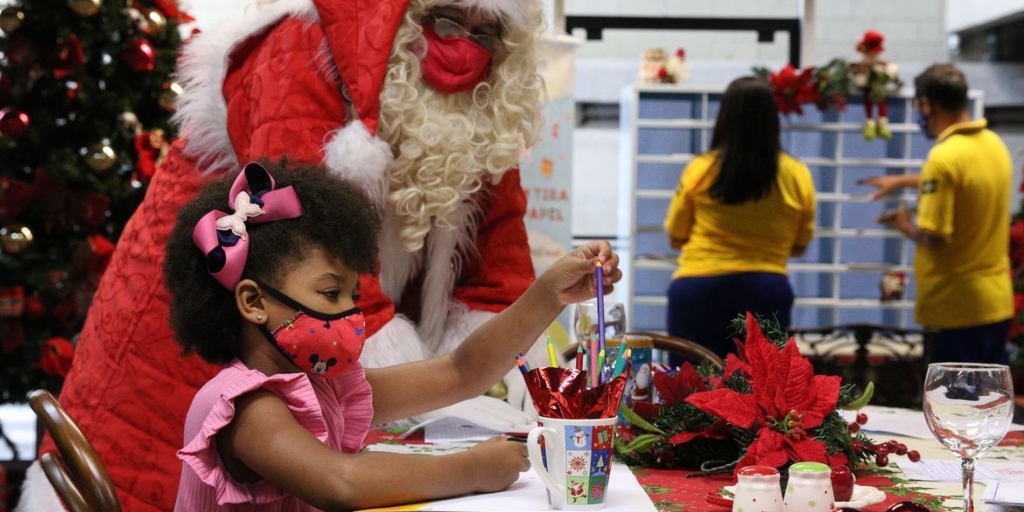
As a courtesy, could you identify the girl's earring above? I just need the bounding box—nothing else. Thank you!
[257,315,263,321]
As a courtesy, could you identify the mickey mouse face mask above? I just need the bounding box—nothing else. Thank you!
[257,281,366,379]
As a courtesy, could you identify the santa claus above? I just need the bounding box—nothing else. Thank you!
[17,0,549,510]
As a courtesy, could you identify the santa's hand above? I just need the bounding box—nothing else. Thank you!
[541,240,622,307]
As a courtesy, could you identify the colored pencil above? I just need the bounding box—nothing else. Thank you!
[574,343,584,371]
[595,261,606,356]
[546,333,558,367]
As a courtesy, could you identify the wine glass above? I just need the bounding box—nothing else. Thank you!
[922,363,1014,512]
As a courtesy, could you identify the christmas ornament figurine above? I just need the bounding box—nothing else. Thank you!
[640,47,684,84]
[850,30,901,141]
[666,48,690,84]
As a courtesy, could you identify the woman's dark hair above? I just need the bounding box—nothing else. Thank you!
[163,159,382,364]
[914,63,968,113]
[708,76,782,205]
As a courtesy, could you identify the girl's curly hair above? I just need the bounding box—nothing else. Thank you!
[163,159,382,364]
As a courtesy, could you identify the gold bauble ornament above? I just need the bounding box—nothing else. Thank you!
[85,141,117,173]
[144,9,165,35]
[0,6,25,34]
[158,81,183,112]
[0,224,33,255]
[68,0,102,17]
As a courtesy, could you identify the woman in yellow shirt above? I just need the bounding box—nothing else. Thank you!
[663,76,816,358]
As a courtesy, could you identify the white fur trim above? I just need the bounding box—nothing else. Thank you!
[13,461,64,512]
[359,315,427,369]
[322,121,394,206]
[445,0,537,30]
[173,0,319,175]
[418,201,480,348]
[378,211,423,302]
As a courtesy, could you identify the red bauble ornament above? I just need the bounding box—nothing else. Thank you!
[25,294,46,320]
[38,336,75,378]
[53,35,85,79]
[0,107,30,138]
[123,38,156,72]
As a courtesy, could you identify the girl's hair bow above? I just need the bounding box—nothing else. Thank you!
[192,162,302,290]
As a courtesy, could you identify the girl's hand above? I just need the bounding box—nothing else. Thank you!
[541,240,621,307]
[466,436,530,493]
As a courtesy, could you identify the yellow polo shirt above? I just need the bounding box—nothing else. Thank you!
[663,151,816,279]
[914,119,1013,328]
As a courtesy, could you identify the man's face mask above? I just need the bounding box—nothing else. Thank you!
[916,109,935,140]
[420,24,494,94]
[257,281,366,379]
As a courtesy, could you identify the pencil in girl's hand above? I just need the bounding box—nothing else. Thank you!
[595,261,606,356]
[546,333,558,367]
[612,341,629,378]
[574,344,584,371]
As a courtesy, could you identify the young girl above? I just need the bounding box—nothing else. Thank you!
[164,160,620,511]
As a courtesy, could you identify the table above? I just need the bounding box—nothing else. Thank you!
[367,418,1024,512]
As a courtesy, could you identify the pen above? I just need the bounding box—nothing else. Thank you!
[595,261,606,357]
[546,333,558,367]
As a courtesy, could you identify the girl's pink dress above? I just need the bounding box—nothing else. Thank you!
[173,360,374,511]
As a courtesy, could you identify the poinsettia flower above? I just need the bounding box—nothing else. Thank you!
[655,362,705,405]
[685,313,843,471]
[769,65,821,116]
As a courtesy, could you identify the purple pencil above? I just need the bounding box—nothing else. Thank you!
[595,261,605,356]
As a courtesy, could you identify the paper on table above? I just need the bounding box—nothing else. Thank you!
[398,415,537,443]
[985,481,1024,506]
[841,405,1024,440]
[358,462,656,512]
[897,459,1024,483]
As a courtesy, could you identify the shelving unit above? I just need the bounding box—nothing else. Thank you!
[619,83,983,333]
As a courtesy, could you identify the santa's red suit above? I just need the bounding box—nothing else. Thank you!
[17,0,547,510]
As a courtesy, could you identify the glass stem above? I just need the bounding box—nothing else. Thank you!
[961,456,976,512]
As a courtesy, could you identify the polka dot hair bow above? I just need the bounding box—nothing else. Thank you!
[192,162,302,290]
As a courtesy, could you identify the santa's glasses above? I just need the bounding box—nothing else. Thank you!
[424,15,503,53]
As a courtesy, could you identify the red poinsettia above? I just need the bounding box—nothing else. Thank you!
[631,362,731,445]
[686,313,845,472]
[769,64,821,116]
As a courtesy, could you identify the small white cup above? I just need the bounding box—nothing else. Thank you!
[526,416,617,510]
[732,465,783,512]
[784,461,834,512]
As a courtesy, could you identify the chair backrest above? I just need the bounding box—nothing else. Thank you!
[630,331,726,372]
[28,389,121,512]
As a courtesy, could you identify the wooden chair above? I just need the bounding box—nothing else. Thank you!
[630,331,726,372]
[28,389,121,512]
[561,332,725,372]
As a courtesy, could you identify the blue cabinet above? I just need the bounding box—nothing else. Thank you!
[619,84,983,332]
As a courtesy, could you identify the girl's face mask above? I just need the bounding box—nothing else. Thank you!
[257,281,366,379]
[420,24,494,94]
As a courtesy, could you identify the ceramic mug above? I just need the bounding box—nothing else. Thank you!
[784,461,834,512]
[526,416,617,510]
[732,465,783,512]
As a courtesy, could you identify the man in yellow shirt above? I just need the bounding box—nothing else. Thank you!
[870,64,1013,364]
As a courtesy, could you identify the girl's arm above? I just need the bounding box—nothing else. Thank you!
[366,240,620,424]
[221,389,529,511]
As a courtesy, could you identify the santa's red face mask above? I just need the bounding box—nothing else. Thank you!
[420,24,493,94]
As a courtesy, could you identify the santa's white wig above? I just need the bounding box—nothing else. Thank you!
[378,0,546,252]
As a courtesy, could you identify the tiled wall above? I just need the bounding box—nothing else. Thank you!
[565,0,948,66]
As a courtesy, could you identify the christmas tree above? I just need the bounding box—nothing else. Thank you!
[0,0,191,404]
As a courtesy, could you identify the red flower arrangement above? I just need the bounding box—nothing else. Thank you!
[615,313,917,475]
[766,65,820,116]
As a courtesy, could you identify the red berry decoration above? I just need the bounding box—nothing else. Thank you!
[852,440,863,454]
[848,422,860,434]
[895,443,908,456]
[875,453,889,467]
[907,450,921,462]
[856,412,868,425]
[874,443,890,455]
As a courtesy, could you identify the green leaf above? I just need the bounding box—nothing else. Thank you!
[843,381,874,410]
[618,403,666,435]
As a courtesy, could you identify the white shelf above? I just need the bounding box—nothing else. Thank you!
[621,86,981,332]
